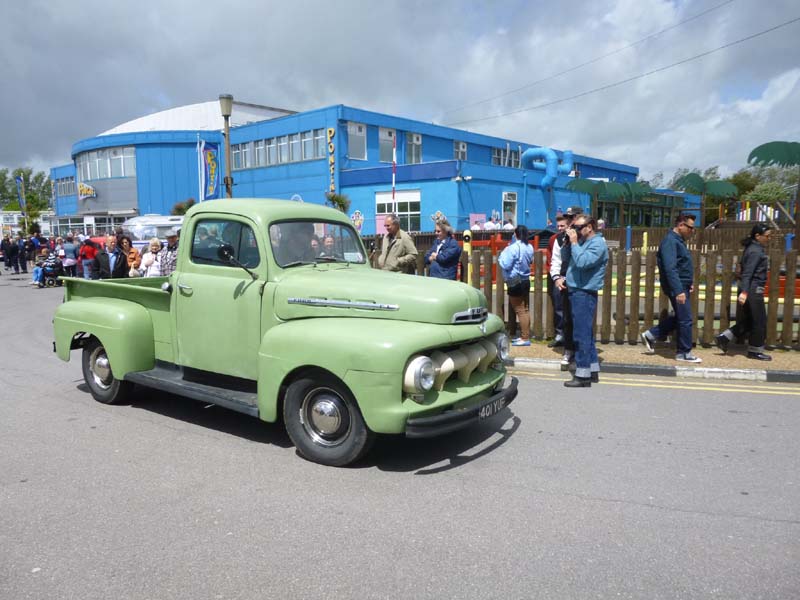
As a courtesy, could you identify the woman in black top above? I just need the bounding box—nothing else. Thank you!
[716,223,772,360]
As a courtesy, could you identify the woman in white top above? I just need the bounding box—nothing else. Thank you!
[136,237,163,277]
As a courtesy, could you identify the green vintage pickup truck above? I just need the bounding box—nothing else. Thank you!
[53,199,517,466]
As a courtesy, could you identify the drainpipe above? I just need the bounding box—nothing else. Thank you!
[520,147,574,224]
[522,171,528,227]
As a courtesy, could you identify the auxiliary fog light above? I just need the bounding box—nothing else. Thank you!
[403,356,436,393]
[490,332,510,361]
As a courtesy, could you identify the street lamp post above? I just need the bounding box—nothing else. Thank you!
[219,94,234,198]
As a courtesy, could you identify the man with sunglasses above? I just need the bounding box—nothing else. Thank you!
[641,214,701,363]
[563,215,608,387]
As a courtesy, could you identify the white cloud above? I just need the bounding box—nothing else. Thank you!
[1,0,798,184]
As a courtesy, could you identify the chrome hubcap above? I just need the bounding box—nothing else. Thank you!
[300,388,350,447]
[89,347,113,390]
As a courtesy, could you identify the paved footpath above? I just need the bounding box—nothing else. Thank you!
[511,337,800,382]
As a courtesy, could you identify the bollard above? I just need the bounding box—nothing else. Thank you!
[462,229,472,282]
[787,233,796,253]
[642,231,648,256]
[625,225,632,252]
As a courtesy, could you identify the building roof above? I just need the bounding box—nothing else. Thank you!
[99,100,296,136]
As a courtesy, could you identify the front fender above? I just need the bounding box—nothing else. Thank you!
[54,298,155,379]
[255,317,504,430]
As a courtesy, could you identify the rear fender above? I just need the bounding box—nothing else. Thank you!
[53,298,155,379]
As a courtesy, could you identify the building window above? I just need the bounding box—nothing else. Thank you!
[379,128,395,163]
[375,191,421,232]
[109,148,124,177]
[301,131,313,160]
[492,147,520,168]
[56,176,76,197]
[278,135,289,163]
[347,122,366,160]
[123,147,136,176]
[254,140,266,166]
[232,144,243,170]
[502,192,518,226]
[406,133,422,164]
[454,141,467,161]
[314,128,325,158]
[76,146,136,182]
[289,133,301,162]
[267,138,277,165]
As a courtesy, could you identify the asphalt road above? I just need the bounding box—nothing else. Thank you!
[1,273,799,600]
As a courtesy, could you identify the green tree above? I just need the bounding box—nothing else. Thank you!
[727,169,759,196]
[171,198,196,215]
[673,172,738,228]
[325,192,351,213]
[745,181,789,205]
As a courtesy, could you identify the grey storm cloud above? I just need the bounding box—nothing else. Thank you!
[1,0,798,180]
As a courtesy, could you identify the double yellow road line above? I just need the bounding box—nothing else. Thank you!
[509,369,800,396]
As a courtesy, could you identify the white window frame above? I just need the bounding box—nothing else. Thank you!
[314,129,325,158]
[278,135,289,163]
[454,140,467,161]
[289,133,301,162]
[254,140,266,166]
[406,132,422,164]
[301,131,313,160]
[347,121,367,160]
[375,189,421,232]
[502,191,518,226]
[379,127,395,163]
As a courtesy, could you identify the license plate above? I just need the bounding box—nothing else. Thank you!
[478,397,506,420]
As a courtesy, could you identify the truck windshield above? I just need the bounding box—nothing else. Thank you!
[269,221,366,267]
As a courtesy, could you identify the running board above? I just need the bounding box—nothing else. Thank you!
[125,363,259,418]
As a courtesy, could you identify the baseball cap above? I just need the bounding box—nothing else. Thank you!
[750,223,770,237]
[564,206,583,216]
[166,227,180,237]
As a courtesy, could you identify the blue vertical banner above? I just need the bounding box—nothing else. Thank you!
[14,176,26,216]
[200,141,220,201]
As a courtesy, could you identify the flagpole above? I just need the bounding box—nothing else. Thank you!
[392,133,396,207]
[197,133,203,203]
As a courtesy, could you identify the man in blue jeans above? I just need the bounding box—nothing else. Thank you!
[563,215,608,388]
[640,214,701,363]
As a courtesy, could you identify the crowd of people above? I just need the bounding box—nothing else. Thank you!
[1,227,181,287]
[5,212,773,366]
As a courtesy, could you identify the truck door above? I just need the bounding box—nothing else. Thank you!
[175,216,264,380]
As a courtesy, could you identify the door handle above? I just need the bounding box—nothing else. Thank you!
[178,283,193,292]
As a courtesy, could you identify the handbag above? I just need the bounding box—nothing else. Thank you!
[504,244,527,296]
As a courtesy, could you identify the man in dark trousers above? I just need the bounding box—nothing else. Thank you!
[94,235,128,279]
[546,214,568,347]
[16,234,28,274]
[640,213,701,363]
[549,206,582,369]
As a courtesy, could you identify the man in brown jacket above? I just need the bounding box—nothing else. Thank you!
[378,213,418,274]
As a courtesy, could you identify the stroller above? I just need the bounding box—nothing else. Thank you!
[39,255,65,287]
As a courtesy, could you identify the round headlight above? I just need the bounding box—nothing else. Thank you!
[403,356,436,393]
[419,360,435,391]
[491,333,510,361]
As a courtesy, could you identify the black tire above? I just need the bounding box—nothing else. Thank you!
[283,374,374,467]
[81,338,132,405]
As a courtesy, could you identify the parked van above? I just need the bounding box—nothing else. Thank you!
[121,215,184,252]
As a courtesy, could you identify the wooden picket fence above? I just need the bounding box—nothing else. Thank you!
[371,242,800,349]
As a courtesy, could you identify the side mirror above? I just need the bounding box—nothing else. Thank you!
[217,243,235,263]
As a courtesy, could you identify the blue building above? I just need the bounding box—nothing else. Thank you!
[50,101,639,236]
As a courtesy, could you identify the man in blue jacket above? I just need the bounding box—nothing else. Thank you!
[563,215,608,388]
[640,214,701,363]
